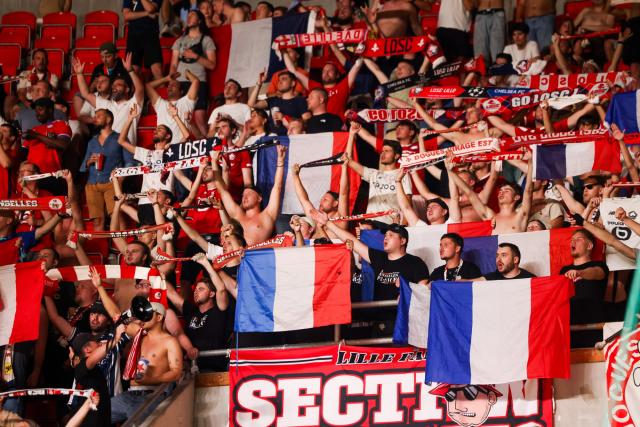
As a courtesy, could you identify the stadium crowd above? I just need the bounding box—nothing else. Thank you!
[1,0,640,424]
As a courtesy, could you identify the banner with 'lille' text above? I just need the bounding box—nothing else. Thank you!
[229,345,553,427]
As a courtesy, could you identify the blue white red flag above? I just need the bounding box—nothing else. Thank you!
[235,245,352,332]
[254,133,360,214]
[426,276,573,384]
[531,140,621,179]
[393,277,430,348]
[207,12,315,95]
[605,90,640,133]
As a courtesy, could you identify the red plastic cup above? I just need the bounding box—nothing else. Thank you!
[95,154,105,171]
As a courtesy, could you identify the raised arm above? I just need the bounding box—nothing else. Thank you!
[181,161,206,207]
[247,70,269,109]
[612,125,640,183]
[312,209,371,262]
[553,179,585,214]
[518,160,534,229]
[117,105,140,154]
[292,164,315,215]
[165,276,185,313]
[396,169,420,226]
[445,166,462,223]
[282,49,309,89]
[486,114,517,137]
[109,196,128,254]
[450,170,495,220]
[264,145,287,221]
[35,214,62,241]
[616,207,640,240]
[123,53,144,105]
[347,58,364,89]
[171,209,209,252]
[167,102,190,141]
[211,150,243,218]
[194,253,229,310]
[43,296,73,339]
[89,266,122,320]
[72,58,96,107]
[583,220,636,261]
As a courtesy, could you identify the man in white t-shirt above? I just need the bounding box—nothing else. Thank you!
[73,74,112,127]
[73,54,144,166]
[146,70,199,144]
[206,79,251,136]
[117,103,192,225]
[344,139,411,224]
[503,22,540,71]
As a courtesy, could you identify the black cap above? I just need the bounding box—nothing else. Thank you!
[70,333,99,355]
[385,223,409,242]
[89,301,110,319]
[32,98,55,109]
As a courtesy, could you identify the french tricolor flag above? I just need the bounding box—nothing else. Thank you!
[207,12,315,96]
[462,227,604,276]
[393,278,430,348]
[426,276,573,384]
[532,140,621,180]
[0,262,45,346]
[235,245,352,332]
[254,133,361,215]
[605,90,640,133]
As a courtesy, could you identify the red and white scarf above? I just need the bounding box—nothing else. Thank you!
[328,210,397,222]
[559,27,619,40]
[273,28,367,50]
[123,329,147,381]
[516,71,632,90]
[213,234,294,270]
[46,265,160,282]
[67,224,173,249]
[20,170,64,182]
[0,196,67,211]
[400,138,501,171]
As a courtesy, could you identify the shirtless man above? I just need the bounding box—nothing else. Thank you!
[574,0,615,32]
[110,303,183,423]
[211,145,286,245]
[451,160,533,234]
[367,0,423,38]
[515,0,555,51]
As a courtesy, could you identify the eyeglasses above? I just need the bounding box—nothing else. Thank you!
[444,385,480,402]
[135,282,151,289]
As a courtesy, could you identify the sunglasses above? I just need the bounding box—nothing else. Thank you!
[584,184,599,190]
[444,385,480,402]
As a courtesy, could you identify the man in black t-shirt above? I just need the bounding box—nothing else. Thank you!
[166,253,230,372]
[318,216,430,300]
[304,88,344,134]
[560,229,608,325]
[429,233,482,282]
[483,243,536,281]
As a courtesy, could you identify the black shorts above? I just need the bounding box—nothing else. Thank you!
[435,27,472,62]
[127,32,163,68]
[179,81,209,111]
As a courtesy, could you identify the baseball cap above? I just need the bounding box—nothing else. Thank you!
[99,42,117,55]
[89,301,110,318]
[71,333,99,355]
[385,223,409,242]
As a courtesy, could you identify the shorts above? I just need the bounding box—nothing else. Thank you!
[180,80,208,111]
[127,32,162,68]
[85,182,116,219]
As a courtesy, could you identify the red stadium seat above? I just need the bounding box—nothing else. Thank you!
[0,25,31,50]
[42,12,77,32]
[137,127,156,149]
[160,36,177,48]
[161,47,172,72]
[40,24,73,52]
[565,0,591,20]
[43,48,64,78]
[85,10,120,35]
[1,11,36,33]
[0,43,22,76]
[73,49,102,72]
[80,23,115,46]
[35,35,70,53]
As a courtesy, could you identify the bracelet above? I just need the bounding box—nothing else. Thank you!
[277,163,284,167]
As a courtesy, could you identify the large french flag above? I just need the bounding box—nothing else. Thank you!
[426,276,573,384]
[254,133,361,215]
[605,90,640,133]
[359,221,493,301]
[393,278,430,348]
[208,12,315,96]
[462,227,604,276]
[0,262,45,346]
[532,140,621,180]
[235,245,352,332]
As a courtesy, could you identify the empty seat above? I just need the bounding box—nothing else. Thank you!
[80,23,115,45]
[42,12,77,32]
[1,11,36,33]
[84,10,120,35]
[565,0,592,20]
[0,25,31,50]
[40,24,73,52]
[73,49,102,72]
[0,43,22,76]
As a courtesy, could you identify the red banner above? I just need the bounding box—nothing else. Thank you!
[229,345,553,427]
[605,327,640,426]
[0,196,67,211]
[363,35,430,57]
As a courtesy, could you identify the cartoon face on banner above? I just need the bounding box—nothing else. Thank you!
[430,384,502,427]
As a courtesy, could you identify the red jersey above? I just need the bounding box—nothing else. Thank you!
[24,120,71,173]
[14,188,55,253]
[184,185,222,235]
[223,149,252,201]
[309,77,351,116]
